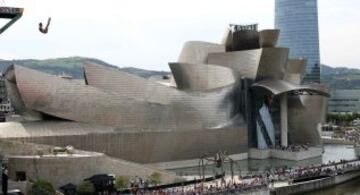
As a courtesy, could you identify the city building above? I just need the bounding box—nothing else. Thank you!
[0,24,329,164]
[328,89,360,113]
[275,0,321,84]
[0,6,20,118]
[0,7,330,188]
[0,75,7,101]
[0,75,14,115]
[0,6,329,185]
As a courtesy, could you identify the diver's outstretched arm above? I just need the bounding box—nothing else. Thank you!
[46,17,51,29]
[44,17,51,32]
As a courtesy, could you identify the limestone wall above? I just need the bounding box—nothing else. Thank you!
[0,139,53,156]
[8,153,176,188]
[7,127,247,163]
[2,140,177,188]
[248,147,323,161]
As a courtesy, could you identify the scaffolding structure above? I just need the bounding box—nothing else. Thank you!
[0,6,23,34]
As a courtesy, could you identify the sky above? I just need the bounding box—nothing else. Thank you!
[0,0,359,70]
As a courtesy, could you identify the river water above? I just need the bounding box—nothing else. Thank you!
[304,177,360,195]
[171,145,360,194]
[304,145,360,195]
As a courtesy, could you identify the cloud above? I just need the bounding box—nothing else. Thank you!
[0,51,19,60]
[318,0,360,68]
[0,0,274,70]
[1,0,359,69]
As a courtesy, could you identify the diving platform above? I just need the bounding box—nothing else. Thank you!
[0,7,23,34]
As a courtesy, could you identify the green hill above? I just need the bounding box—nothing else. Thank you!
[0,57,359,89]
[321,64,360,89]
[0,57,169,79]
[0,57,118,79]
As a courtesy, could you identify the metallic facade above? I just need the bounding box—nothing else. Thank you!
[1,25,329,162]
[169,62,235,91]
[284,59,307,84]
[288,94,327,145]
[2,123,248,163]
[275,0,321,83]
[12,65,237,130]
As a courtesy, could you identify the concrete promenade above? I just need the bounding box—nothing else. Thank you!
[271,159,360,195]
[322,137,354,145]
[0,140,177,188]
[248,147,323,161]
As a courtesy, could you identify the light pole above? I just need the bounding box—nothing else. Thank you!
[1,155,8,195]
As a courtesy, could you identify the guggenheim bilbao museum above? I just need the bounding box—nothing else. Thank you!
[0,24,329,165]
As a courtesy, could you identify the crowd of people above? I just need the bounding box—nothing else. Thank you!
[343,128,360,144]
[130,176,148,188]
[261,158,360,187]
[123,159,360,194]
[128,177,267,195]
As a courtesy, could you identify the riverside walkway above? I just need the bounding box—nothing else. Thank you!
[270,159,360,194]
[117,159,360,194]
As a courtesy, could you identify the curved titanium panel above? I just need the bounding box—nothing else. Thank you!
[285,59,307,74]
[14,65,244,130]
[207,49,262,79]
[259,29,280,48]
[3,65,16,82]
[4,66,26,114]
[169,62,235,91]
[4,65,42,120]
[177,41,225,64]
[284,59,307,84]
[207,48,289,80]
[288,94,327,146]
[13,65,180,129]
[256,48,289,80]
[304,83,329,123]
[85,62,240,129]
[5,81,26,114]
[84,62,177,105]
[252,79,329,97]
[84,63,244,129]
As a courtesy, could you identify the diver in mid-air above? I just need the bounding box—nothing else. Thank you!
[39,17,51,34]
